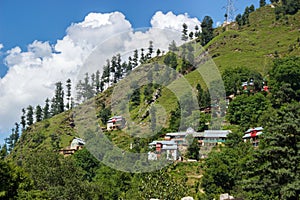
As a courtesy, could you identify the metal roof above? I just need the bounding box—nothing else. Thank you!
[245,127,263,133]
[203,130,231,138]
[149,140,177,146]
[243,131,263,139]
[107,116,124,123]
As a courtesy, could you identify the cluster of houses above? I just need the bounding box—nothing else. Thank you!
[148,128,232,161]
[59,114,264,159]
[148,126,264,161]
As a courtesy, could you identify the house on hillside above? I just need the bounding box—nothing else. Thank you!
[59,137,85,157]
[107,116,126,131]
[164,127,196,146]
[243,127,263,147]
[148,140,179,161]
[165,128,231,147]
[195,130,231,147]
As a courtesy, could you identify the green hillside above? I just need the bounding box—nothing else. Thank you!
[208,6,300,74]
[3,5,300,200]
[11,6,300,158]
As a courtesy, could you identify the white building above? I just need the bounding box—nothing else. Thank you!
[148,140,179,161]
[107,116,126,131]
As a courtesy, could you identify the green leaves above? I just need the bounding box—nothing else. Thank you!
[242,102,300,199]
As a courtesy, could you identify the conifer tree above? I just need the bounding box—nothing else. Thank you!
[66,79,72,110]
[95,70,101,94]
[242,103,300,199]
[156,49,161,57]
[133,49,139,68]
[194,25,200,37]
[168,40,178,51]
[140,48,146,64]
[147,41,153,59]
[102,59,111,85]
[20,108,26,130]
[26,105,34,126]
[200,16,214,46]
[115,54,123,82]
[43,98,50,119]
[35,105,42,122]
[181,23,188,41]
[189,31,194,40]
[13,122,19,145]
[54,82,65,114]
[259,0,266,7]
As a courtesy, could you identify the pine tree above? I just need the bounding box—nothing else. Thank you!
[54,82,65,114]
[194,25,200,37]
[181,23,188,41]
[20,108,26,130]
[115,54,123,82]
[127,56,133,73]
[147,41,153,59]
[95,70,101,94]
[83,73,94,99]
[5,129,13,152]
[156,49,161,57]
[26,105,34,126]
[242,103,300,199]
[111,56,117,83]
[102,59,111,85]
[66,79,72,110]
[35,105,42,122]
[133,49,139,68]
[140,48,146,64]
[43,98,50,119]
[200,16,214,46]
[260,0,266,7]
[168,40,178,52]
[235,14,243,27]
[189,31,194,40]
[12,122,19,146]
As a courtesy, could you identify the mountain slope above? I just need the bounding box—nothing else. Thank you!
[208,6,300,74]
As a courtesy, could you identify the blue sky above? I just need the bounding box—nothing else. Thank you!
[0,0,260,144]
[0,0,259,77]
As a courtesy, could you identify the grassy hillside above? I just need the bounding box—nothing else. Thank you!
[208,6,300,75]
[10,6,300,160]
[7,7,300,198]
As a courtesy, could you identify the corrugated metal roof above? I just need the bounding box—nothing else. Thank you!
[149,140,177,146]
[204,130,231,138]
[107,116,124,123]
[165,132,186,137]
[243,131,263,139]
[245,127,263,133]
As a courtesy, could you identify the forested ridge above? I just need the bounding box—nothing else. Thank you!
[1,1,300,199]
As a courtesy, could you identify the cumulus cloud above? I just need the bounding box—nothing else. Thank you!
[0,11,201,141]
[151,11,200,32]
[0,43,3,50]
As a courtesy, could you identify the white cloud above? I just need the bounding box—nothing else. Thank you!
[151,11,200,33]
[0,43,3,50]
[0,11,201,142]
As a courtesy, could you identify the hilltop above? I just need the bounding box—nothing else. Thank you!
[208,6,300,74]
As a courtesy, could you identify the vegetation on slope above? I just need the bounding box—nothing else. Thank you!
[1,4,300,199]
